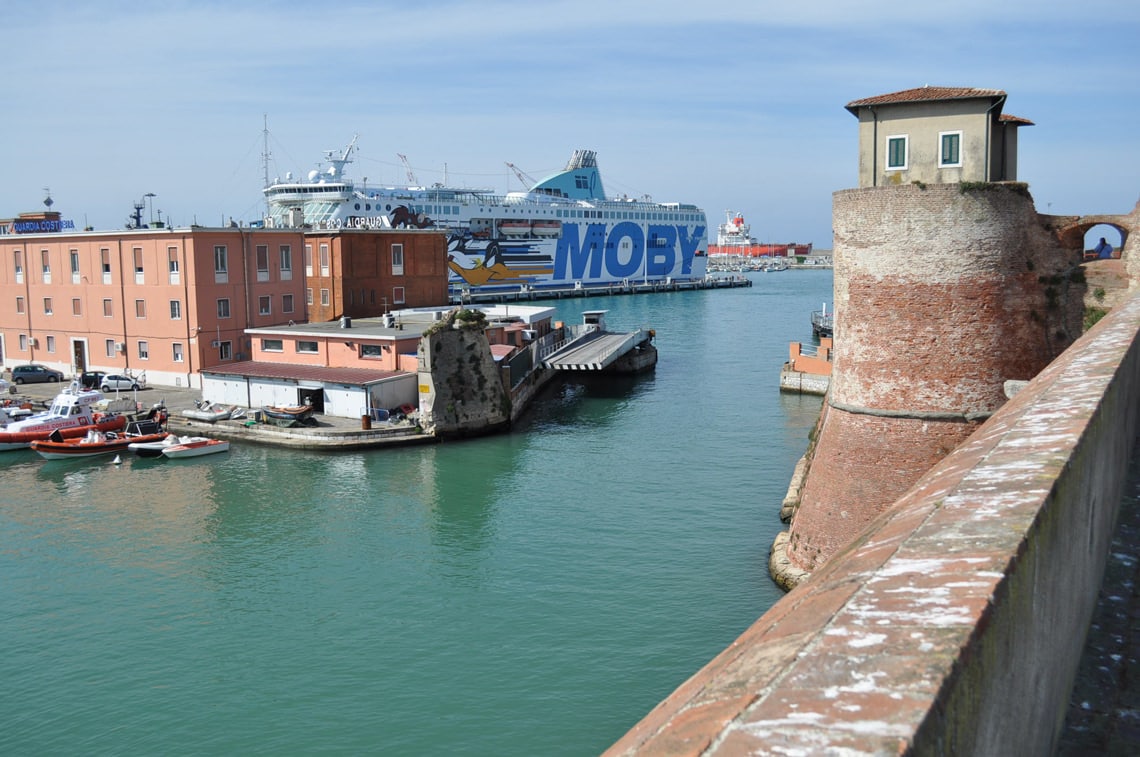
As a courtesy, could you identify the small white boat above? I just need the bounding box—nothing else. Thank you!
[129,434,210,458]
[181,403,238,423]
[161,438,230,459]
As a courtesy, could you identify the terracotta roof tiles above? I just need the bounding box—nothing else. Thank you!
[845,86,1006,114]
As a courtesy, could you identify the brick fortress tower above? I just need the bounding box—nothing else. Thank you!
[774,87,1086,582]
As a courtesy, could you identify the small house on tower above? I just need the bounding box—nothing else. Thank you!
[845,86,1033,188]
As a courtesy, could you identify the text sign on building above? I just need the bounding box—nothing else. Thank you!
[12,218,76,233]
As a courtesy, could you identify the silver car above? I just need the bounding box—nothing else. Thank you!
[100,373,145,392]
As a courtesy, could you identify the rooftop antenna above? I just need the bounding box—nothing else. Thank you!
[261,114,272,194]
[42,187,54,210]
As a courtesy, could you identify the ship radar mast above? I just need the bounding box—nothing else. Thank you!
[322,135,358,182]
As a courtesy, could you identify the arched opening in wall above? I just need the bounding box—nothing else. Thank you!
[1082,224,1124,262]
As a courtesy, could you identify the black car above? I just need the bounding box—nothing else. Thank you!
[11,364,65,384]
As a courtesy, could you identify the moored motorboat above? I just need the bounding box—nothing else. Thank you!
[128,434,211,458]
[0,386,127,451]
[161,438,230,458]
[31,419,168,460]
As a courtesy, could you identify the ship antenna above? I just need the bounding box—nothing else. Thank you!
[261,114,272,214]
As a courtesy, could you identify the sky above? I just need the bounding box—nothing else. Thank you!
[3,0,1137,248]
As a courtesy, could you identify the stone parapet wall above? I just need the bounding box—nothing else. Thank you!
[605,290,1140,756]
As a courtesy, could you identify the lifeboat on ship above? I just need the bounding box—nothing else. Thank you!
[531,220,562,236]
[499,220,532,237]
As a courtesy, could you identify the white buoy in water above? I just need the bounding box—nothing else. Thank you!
[112,455,122,465]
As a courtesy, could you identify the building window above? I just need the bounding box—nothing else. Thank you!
[41,249,51,282]
[72,298,81,316]
[168,247,180,284]
[45,335,55,353]
[217,298,231,318]
[170,300,182,319]
[219,341,233,360]
[133,247,144,279]
[319,244,330,276]
[105,339,116,357]
[259,295,271,316]
[886,135,908,170]
[70,250,80,282]
[361,344,383,358]
[173,343,184,362]
[43,297,53,315]
[256,244,269,275]
[320,288,330,306]
[306,288,313,306]
[18,334,27,351]
[103,299,113,317]
[283,293,295,313]
[16,296,25,314]
[391,243,404,275]
[304,244,313,275]
[296,340,319,354]
[135,299,147,318]
[279,245,292,280]
[214,245,228,274]
[940,131,962,167]
[138,340,149,360]
[393,286,405,305]
[14,250,23,281]
[262,338,283,352]
[101,248,111,280]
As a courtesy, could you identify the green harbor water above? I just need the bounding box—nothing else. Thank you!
[1,269,831,756]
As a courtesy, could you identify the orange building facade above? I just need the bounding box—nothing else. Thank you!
[0,222,449,390]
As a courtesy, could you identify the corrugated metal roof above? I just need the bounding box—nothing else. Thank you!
[845,86,1006,114]
[201,360,405,386]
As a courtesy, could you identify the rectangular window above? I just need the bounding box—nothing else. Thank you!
[72,298,82,316]
[393,286,405,305]
[70,250,80,283]
[940,131,962,167]
[391,243,404,276]
[361,344,383,358]
[886,135,908,170]
[16,296,25,314]
[168,247,180,284]
[306,288,313,306]
[135,299,146,318]
[219,341,232,361]
[217,298,231,318]
[296,340,319,354]
[18,334,27,350]
[46,335,55,353]
[279,245,292,280]
[105,339,116,357]
[173,343,184,362]
[259,295,271,316]
[256,244,269,282]
[43,297,53,315]
[138,340,149,360]
[319,244,329,276]
[101,248,111,281]
[320,288,330,306]
[214,245,228,274]
[262,338,284,352]
[133,247,144,281]
[103,298,113,317]
[170,300,182,319]
[14,250,23,281]
[304,244,313,275]
[41,249,51,282]
[283,293,295,313]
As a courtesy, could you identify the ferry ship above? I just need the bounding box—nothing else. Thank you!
[262,140,709,294]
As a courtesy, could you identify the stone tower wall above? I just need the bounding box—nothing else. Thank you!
[787,183,1078,572]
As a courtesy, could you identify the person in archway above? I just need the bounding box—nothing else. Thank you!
[1094,237,1114,259]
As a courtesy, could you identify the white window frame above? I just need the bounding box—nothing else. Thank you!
[939,130,963,168]
[886,134,909,171]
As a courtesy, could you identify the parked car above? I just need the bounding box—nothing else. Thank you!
[80,371,107,390]
[11,364,64,384]
[100,373,145,392]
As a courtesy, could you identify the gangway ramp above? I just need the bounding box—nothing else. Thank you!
[543,329,652,371]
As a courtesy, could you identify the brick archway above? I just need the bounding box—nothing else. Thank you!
[1056,215,1131,260]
